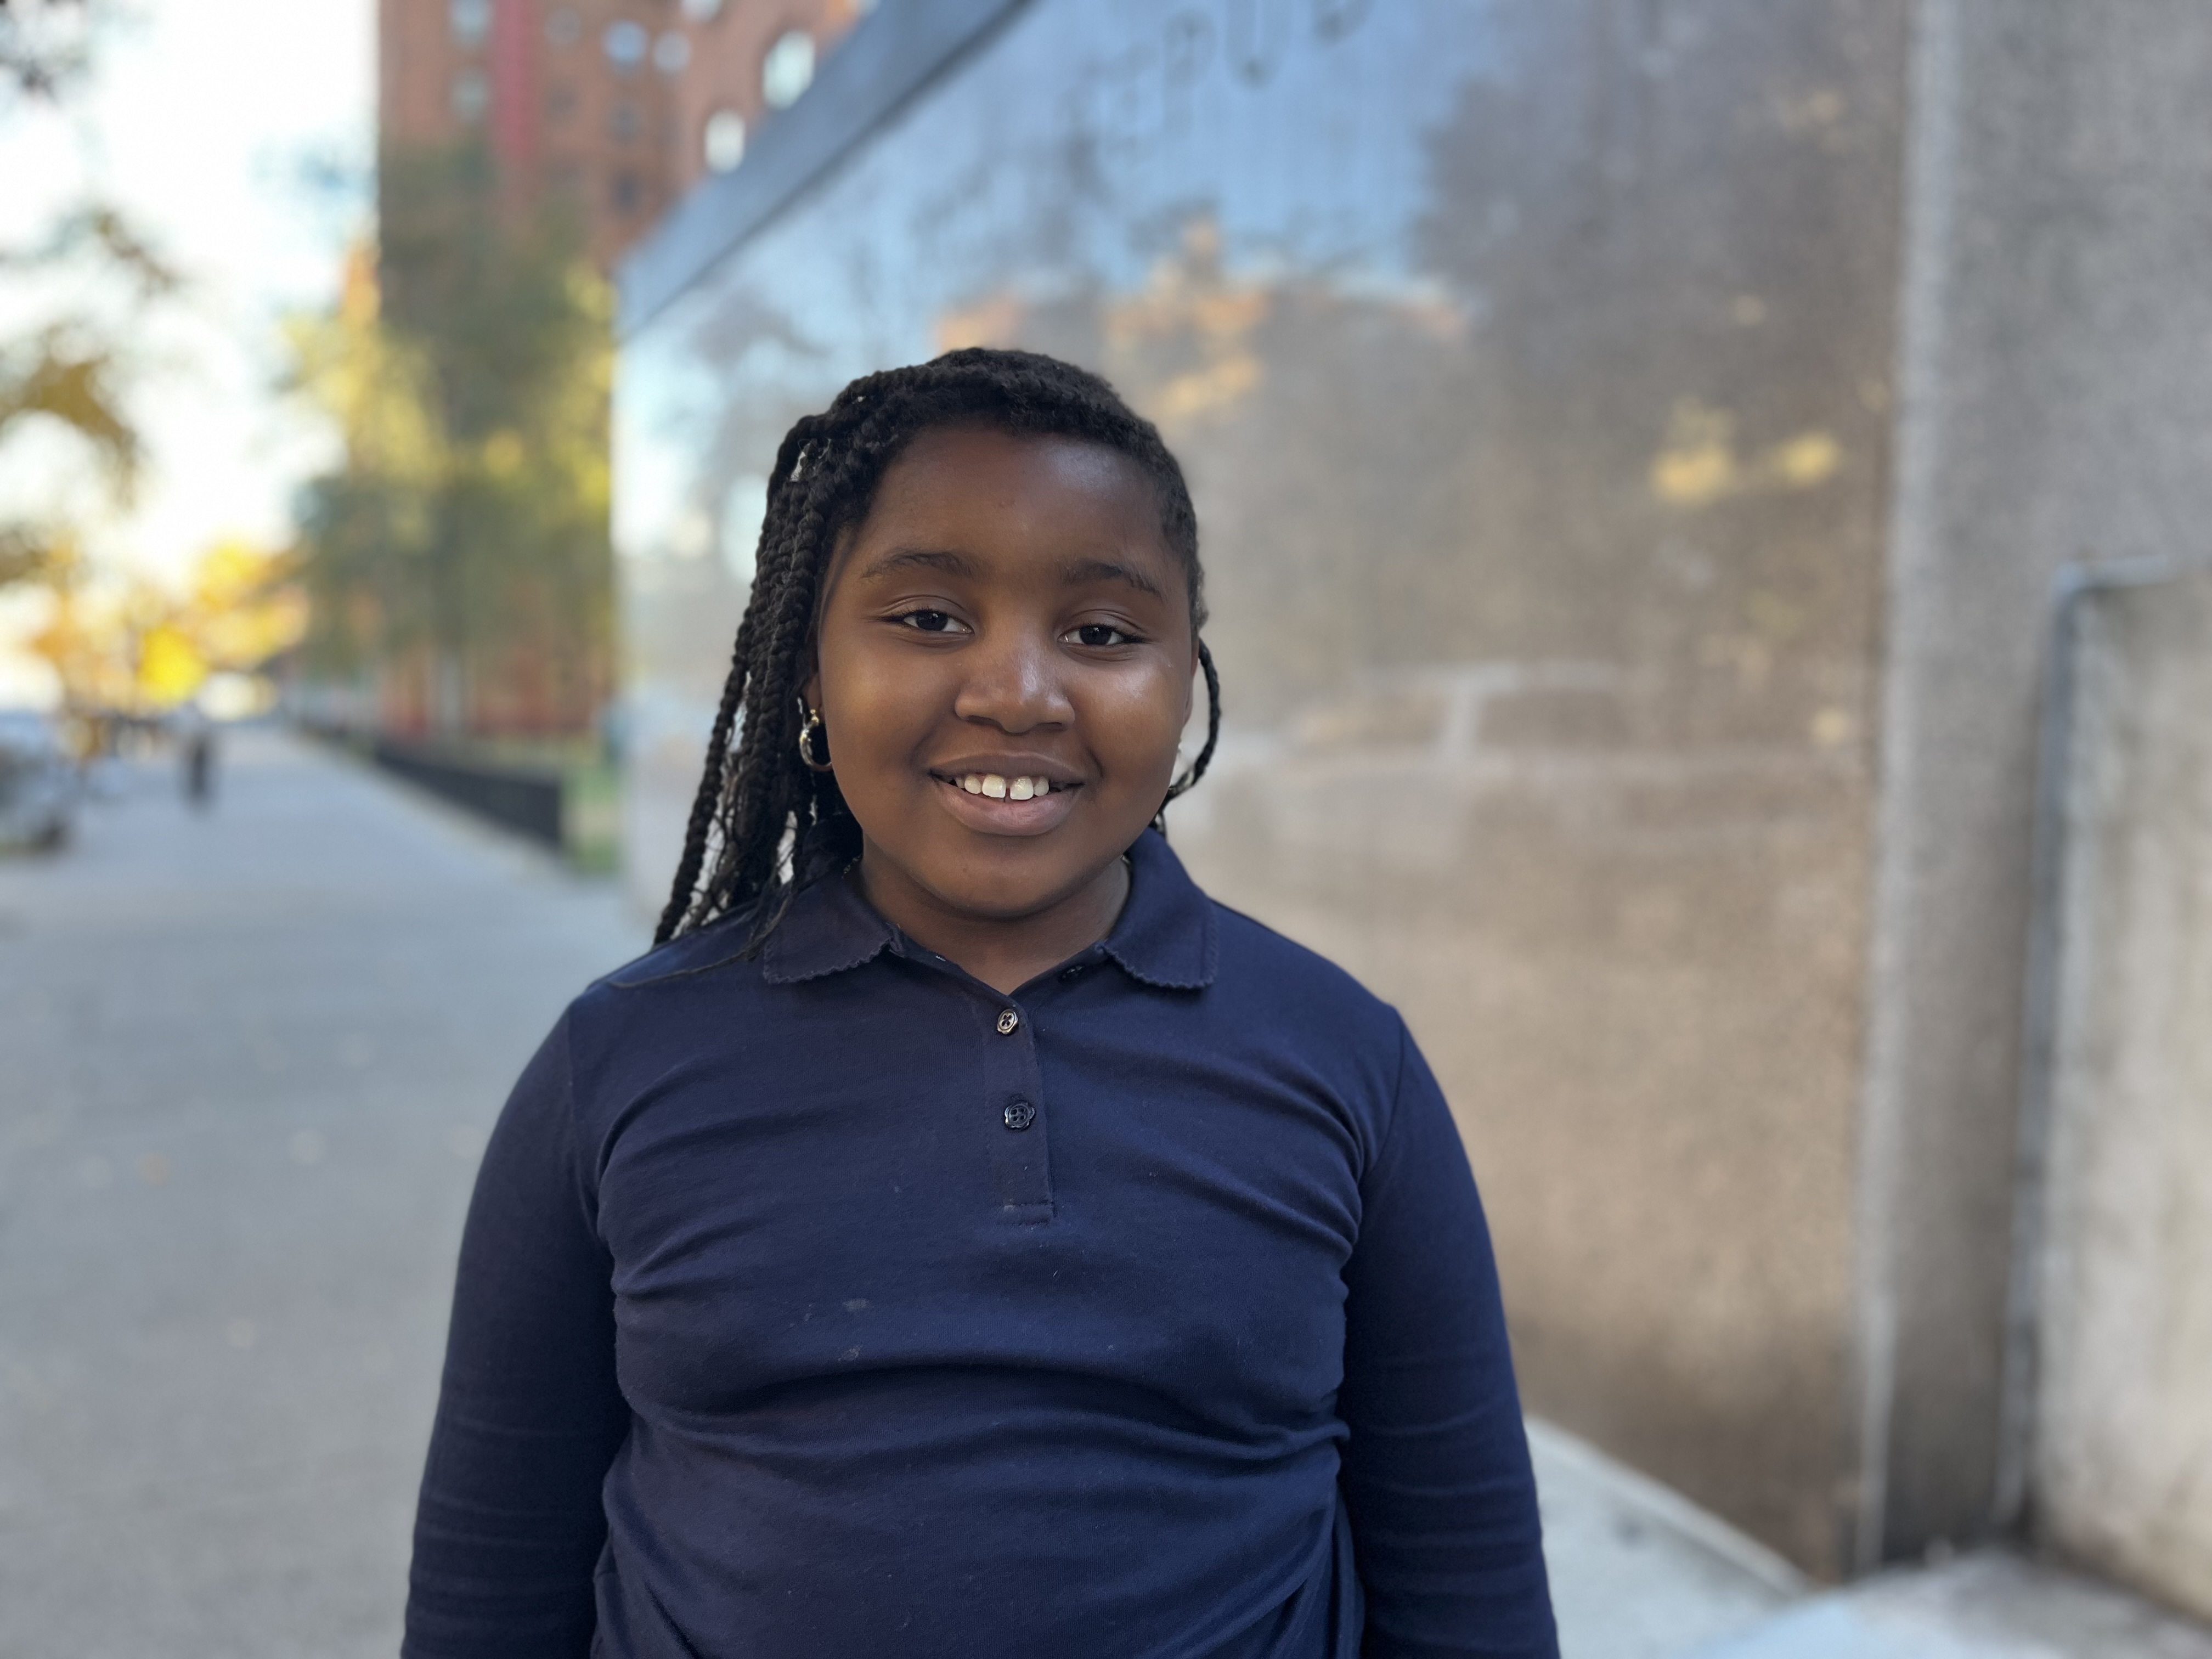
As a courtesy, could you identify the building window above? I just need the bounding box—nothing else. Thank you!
[761,30,816,109]
[545,81,577,123]
[545,7,582,46]
[451,70,489,122]
[608,100,641,142]
[603,19,649,71]
[653,31,692,74]
[702,108,746,172]
[681,0,724,19]
[612,171,643,214]
[449,0,491,46]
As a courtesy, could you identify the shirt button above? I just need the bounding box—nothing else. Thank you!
[1002,1098,1036,1131]
[995,1008,1021,1035]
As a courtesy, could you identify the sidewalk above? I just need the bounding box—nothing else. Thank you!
[1696,1553,2212,1658]
[0,728,647,1656]
[1,728,2205,1656]
[1533,1415,2212,1658]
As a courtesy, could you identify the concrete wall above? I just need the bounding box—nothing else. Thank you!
[1859,0,2212,1565]
[617,0,1911,1578]
[2034,570,2212,1621]
[611,0,2212,1591]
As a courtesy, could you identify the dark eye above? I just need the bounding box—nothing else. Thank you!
[1068,623,1136,647]
[897,609,961,633]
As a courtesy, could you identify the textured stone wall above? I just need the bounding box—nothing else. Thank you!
[617,0,1912,1576]
[2034,570,2212,1620]
[1860,0,2212,1564]
[613,0,2212,1588]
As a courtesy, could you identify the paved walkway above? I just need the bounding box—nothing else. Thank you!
[1703,1554,2212,1658]
[2,728,2206,1657]
[0,729,646,1657]
[1536,1418,2212,1659]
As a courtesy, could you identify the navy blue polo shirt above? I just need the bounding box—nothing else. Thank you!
[403,831,1556,1658]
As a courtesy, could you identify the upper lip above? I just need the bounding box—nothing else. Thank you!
[927,754,1086,787]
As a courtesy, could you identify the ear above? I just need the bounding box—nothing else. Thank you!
[800,658,822,714]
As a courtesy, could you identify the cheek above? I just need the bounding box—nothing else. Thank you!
[1086,663,1190,780]
[821,644,943,778]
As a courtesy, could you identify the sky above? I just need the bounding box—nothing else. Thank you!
[0,0,373,699]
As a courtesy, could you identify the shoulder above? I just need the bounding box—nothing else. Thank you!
[1194,896,1420,1170]
[564,907,766,1043]
[594,909,763,993]
[1204,896,1407,1056]
[1128,830,1403,1054]
[540,907,799,1149]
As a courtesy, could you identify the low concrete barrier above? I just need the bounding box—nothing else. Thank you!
[2031,563,2212,1622]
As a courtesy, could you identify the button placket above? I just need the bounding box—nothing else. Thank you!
[980,998,1051,1221]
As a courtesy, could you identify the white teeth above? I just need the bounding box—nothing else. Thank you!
[950,773,1060,800]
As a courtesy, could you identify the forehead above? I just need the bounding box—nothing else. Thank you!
[853,425,1173,572]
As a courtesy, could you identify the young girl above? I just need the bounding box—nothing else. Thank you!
[403,349,1557,1658]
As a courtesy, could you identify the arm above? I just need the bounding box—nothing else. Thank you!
[403,1013,630,1659]
[1338,1020,1558,1658]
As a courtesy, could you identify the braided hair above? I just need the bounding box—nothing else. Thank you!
[653,347,1222,947]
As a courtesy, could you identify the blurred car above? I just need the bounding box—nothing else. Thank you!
[0,709,78,851]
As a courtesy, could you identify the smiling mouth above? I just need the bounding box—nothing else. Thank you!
[932,770,1077,802]
[927,769,1082,834]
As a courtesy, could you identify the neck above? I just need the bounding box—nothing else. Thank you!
[854,846,1131,996]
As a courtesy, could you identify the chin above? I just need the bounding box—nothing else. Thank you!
[932,864,1086,921]
[921,835,1109,916]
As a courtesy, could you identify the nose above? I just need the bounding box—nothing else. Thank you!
[952,621,1073,735]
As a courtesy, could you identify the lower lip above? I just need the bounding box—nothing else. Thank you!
[932,776,1080,837]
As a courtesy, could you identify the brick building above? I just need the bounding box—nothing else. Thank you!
[377,0,868,269]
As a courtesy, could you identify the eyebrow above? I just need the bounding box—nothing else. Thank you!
[1062,557,1165,600]
[854,547,979,583]
[854,547,1167,601]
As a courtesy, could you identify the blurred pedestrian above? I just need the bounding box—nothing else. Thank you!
[178,709,216,809]
[404,351,1558,1659]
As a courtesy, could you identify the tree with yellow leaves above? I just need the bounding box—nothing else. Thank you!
[25,536,305,713]
[2,0,178,588]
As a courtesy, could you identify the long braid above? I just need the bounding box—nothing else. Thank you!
[652,622,749,944]
[653,415,827,941]
[695,402,901,917]
[1156,639,1222,831]
[655,348,1222,948]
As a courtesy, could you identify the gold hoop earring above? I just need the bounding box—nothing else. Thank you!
[796,707,834,772]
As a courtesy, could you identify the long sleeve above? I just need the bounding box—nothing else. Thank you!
[1338,1022,1558,1658]
[403,1013,630,1658]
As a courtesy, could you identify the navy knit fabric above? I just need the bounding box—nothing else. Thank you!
[403,831,1557,1658]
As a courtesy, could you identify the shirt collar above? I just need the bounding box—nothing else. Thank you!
[1098,829,1216,990]
[759,829,1216,990]
[758,866,897,984]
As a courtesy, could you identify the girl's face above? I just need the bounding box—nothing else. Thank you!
[808,424,1195,930]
